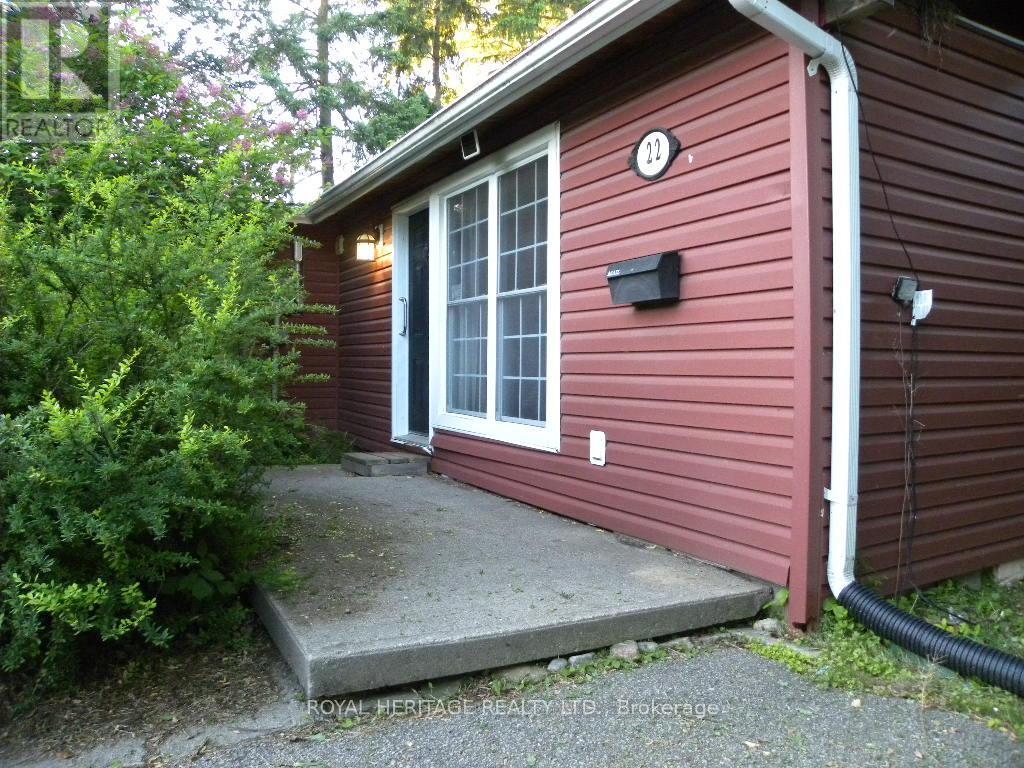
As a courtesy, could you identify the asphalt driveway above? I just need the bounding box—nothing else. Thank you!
[175,649,1022,768]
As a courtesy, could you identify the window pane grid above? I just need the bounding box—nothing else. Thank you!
[447,301,487,416]
[446,182,489,416]
[499,196,549,218]
[447,218,485,235]
[498,291,546,424]
[496,156,547,425]
[447,184,489,302]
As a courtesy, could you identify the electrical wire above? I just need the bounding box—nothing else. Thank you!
[832,23,976,627]
[893,305,912,596]
[899,315,976,626]
[834,21,919,283]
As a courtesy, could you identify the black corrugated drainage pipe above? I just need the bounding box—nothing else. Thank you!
[728,0,1024,698]
[839,583,1024,696]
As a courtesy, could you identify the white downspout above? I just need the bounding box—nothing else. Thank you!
[727,0,860,598]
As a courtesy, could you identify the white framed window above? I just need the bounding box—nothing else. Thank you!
[429,124,561,452]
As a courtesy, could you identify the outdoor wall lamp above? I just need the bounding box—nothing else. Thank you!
[355,230,378,262]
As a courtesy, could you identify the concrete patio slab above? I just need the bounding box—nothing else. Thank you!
[254,466,771,698]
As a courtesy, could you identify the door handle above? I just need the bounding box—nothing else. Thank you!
[399,297,408,336]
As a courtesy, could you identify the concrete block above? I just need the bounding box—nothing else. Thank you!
[340,452,429,476]
[377,452,421,463]
[368,460,428,477]
[339,453,387,475]
[347,452,389,464]
[956,570,984,591]
[995,558,1024,587]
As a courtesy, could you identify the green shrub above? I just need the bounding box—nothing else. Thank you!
[0,357,270,682]
[0,15,330,686]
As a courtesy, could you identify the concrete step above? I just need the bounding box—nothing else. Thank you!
[339,451,430,477]
[256,468,772,698]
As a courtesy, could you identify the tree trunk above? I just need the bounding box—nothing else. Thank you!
[431,0,442,107]
[317,0,334,188]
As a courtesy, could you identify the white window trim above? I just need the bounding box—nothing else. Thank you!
[428,124,561,453]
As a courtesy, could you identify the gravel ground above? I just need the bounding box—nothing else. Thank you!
[177,649,1022,768]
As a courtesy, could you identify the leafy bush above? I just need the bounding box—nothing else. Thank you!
[0,358,267,682]
[0,13,329,685]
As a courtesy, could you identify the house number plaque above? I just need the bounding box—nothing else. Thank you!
[628,128,681,181]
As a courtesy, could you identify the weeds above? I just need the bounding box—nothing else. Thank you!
[746,642,818,675]
[753,574,1024,740]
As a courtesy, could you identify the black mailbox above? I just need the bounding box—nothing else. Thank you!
[606,251,680,306]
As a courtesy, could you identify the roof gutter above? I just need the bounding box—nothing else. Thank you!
[728,0,1024,696]
[955,15,1024,52]
[297,0,682,225]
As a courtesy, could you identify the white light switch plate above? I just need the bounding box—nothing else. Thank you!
[589,430,606,466]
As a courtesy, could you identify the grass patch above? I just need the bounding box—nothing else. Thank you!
[746,641,818,675]
[759,574,1024,740]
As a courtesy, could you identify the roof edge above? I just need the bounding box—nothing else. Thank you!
[297,0,684,225]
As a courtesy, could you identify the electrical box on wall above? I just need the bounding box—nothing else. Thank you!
[606,251,680,306]
[589,430,606,466]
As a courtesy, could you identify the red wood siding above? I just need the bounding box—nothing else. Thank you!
[288,222,394,449]
[336,229,394,450]
[289,223,341,430]
[814,11,1024,595]
[432,33,798,587]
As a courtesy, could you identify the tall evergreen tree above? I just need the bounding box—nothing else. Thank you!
[485,0,591,59]
[356,0,585,159]
[167,0,588,186]
[371,0,481,108]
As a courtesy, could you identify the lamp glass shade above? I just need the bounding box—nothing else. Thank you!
[355,232,377,262]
